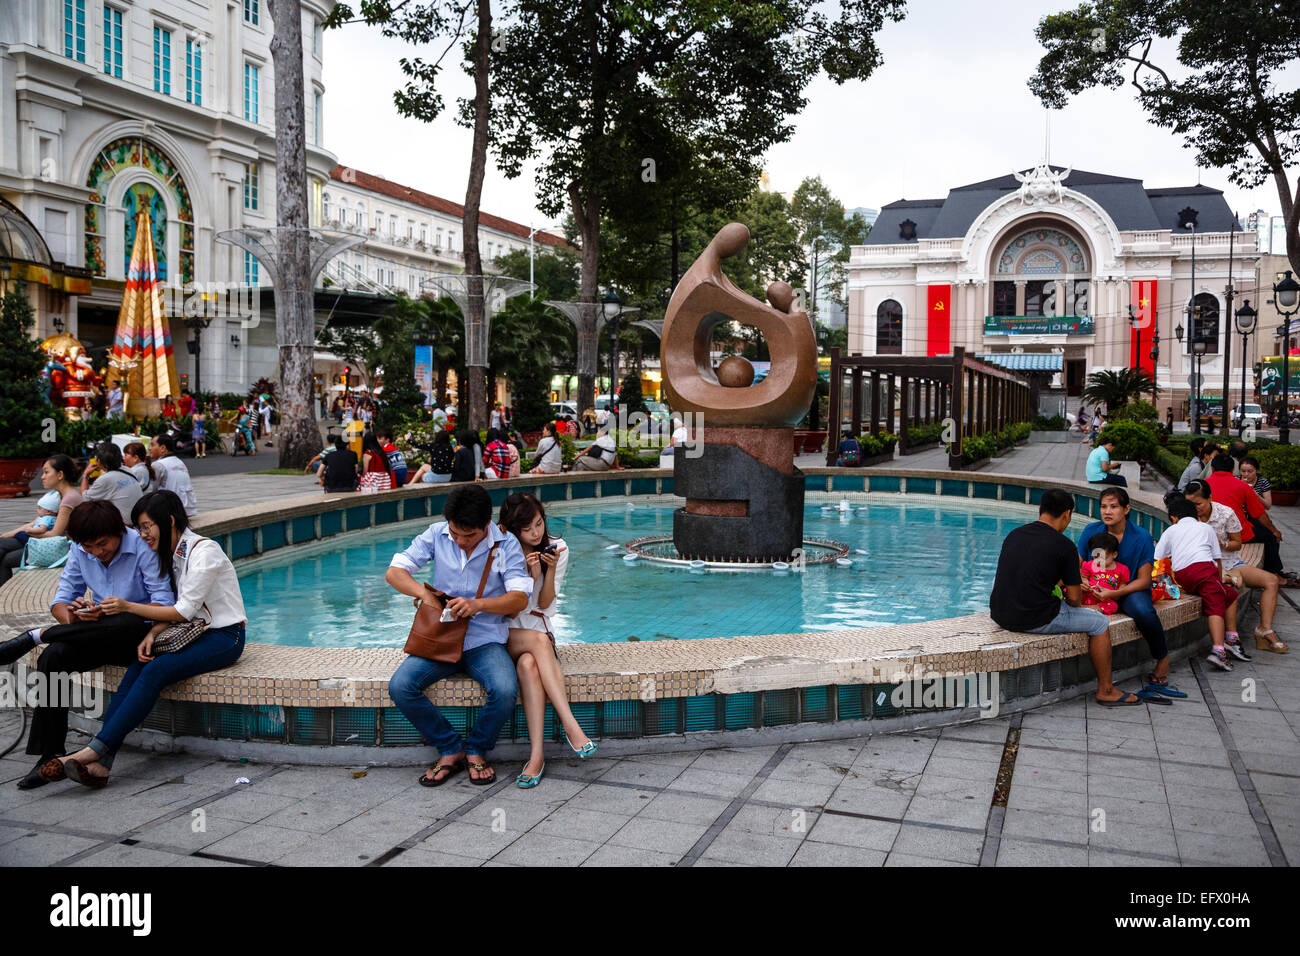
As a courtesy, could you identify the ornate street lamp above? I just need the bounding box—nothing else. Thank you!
[1235,299,1257,437]
[183,315,213,396]
[1275,270,1300,444]
[602,286,624,402]
[1192,336,1209,434]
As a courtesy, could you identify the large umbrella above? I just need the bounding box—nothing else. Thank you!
[109,208,179,406]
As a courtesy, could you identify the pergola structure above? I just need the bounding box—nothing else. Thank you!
[826,346,1033,470]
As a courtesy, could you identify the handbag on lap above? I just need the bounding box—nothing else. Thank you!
[403,543,498,663]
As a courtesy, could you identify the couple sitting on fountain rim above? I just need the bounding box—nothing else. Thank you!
[386,485,595,789]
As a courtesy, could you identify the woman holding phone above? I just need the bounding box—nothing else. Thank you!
[53,491,246,789]
[498,492,595,787]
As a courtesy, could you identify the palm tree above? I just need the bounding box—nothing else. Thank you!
[1081,368,1157,412]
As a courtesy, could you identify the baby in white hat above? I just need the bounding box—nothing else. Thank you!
[33,490,62,530]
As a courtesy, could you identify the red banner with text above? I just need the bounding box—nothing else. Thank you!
[1130,280,1157,376]
[926,284,951,357]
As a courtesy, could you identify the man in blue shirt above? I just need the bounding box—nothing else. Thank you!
[1085,438,1126,487]
[1076,486,1184,704]
[386,485,532,787]
[0,500,174,788]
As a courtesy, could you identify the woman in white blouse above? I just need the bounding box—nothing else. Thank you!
[55,490,247,789]
[498,492,595,787]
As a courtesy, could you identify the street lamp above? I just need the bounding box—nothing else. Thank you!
[183,316,213,396]
[1192,336,1209,434]
[1235,299,1257,438]
[1275,270,1300,444]
[602,286,624,404]
[527,223,562,289]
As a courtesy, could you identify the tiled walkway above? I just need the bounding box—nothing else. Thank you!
[1,438,1297,866]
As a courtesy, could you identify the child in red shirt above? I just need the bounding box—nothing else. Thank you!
[1081,531,1130,614]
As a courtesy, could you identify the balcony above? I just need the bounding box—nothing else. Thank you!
[983,315,1094,335]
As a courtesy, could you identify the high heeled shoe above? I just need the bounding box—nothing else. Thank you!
[1255,627,1289,653]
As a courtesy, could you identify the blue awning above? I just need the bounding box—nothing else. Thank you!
[978,353,1063,372]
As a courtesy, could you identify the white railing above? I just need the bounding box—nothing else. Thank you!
[860,244,917,257]
[1130,230,1166,245]
[1171,232,1256,249]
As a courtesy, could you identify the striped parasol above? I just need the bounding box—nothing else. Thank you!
[108,208,179,403]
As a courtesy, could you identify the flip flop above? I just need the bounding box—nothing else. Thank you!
[418,758,465,788]
[1133,688,1174,705]
[467,760,496,786]
[1095,692,1143,707]
[63,757,109,789]
[1143,675,1188,698]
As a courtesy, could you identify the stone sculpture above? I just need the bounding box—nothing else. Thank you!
[661,223,818,561]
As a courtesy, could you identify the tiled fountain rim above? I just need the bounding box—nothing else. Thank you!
[1,467,1196,715]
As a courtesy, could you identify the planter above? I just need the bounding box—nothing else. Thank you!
[520,430,542,448]
[954,457,991,471]
[899,441,940,456]
[0,457,43,497]
[1272,490,1300,506]
[859,451,895,467]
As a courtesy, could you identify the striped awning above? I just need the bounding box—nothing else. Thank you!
[978,353,1063,372]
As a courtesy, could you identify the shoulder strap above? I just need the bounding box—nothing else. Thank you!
[474,542,499,599]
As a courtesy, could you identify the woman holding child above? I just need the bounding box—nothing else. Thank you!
[52,490,246,789]
[0,454,82,585]
[497,492,596,787]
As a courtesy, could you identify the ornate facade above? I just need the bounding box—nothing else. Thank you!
[848,165,1263,419]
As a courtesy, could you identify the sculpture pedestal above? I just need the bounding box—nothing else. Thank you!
[673,426,804,561]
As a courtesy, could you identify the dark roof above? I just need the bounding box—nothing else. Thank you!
[864,167,1238,244]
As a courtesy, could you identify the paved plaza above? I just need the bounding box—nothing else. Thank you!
[1,438,1297,867]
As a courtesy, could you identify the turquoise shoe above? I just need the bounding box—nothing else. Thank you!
[515,763,545,788]
[566,735,597,759]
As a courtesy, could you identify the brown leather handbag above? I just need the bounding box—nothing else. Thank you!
[403,543,498,663]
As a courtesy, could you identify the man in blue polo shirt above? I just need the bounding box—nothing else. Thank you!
[386,484,532,787]
[1076,486,1184,704]
[0,499,174,788]
[1086,437,1126,487]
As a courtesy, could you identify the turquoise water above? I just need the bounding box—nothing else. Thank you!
[238,498,1089,648]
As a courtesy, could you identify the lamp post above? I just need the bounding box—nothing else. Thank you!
[1128,303,1142,384]
[527,223,561,289]
[1175,320,1188,429]
[183,316,212,396]
[1235,300,1257,438]
[1275,270,1300,444]
[1192,336,1209,433]
[1222,211,1239,437]
[602,286,624,405]
[1181,210,1201,432]
[1150,326,1160,410]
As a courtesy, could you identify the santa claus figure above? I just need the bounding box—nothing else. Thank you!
[59,347,104,420]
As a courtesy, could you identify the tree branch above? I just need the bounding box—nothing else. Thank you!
[1125,37,1172,91]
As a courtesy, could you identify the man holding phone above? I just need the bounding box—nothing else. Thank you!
[0,500,173,789]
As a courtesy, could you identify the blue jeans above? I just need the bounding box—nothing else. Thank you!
[421,471,452,484]
[88,622,245,766]
[1024,601,1109,637]
[389,642,518,757]
[1091,474,1128,488]
[1118,589,1168,661]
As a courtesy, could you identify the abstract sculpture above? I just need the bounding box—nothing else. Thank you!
[661,223,818,561]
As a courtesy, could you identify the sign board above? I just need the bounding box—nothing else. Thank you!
[414,344,434,408]
[1186,373,1201,388]
[1260,356,1300,395]
[983,315,1095,336]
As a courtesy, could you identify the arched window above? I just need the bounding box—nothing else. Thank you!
[876,300,903,354]
[322,192,331,220]
[1190,292,1220,354]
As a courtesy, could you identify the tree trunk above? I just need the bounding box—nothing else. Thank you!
[461,0,492,431]
[266,0,316,469]
[571,181,600,410]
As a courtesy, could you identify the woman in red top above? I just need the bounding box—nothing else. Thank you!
[359,432,393,491]
[160,395,177,419]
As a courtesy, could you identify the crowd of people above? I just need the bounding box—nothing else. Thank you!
[992,453,1290,709]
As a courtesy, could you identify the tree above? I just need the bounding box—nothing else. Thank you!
[0,284,56,458]
[266,0,317,468]
[316,324,375,388]
[790,176,871,318]
[494,246,582,301]
[420,295,466,407]
[372,294,429,428]
[487,0,907,417]
[488,296,573,420]
[326,0,501,429]
[1029,0,1300,274]
[1081,367,1158,411]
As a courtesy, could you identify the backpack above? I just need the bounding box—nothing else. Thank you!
[385,446,407,473]
[838,439,860,465]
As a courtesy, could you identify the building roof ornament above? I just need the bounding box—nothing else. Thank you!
[1012,163,1073,206]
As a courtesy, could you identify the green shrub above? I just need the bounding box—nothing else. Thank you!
[55,416,118,457]
[902,421,944,447]
[617,449,661,468]
[0,285,57,458]
[1009,421,1032,443]
[1257,446,1300,491]
[215,392,245,411]
[1152,446,1187,483]
[1097,420,1159,462]
[1033,414,1066,430]
[857,430,899,457]
[1110,399,1159,428]
[959,433,995,464]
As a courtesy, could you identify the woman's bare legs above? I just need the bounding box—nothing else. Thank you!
[507,628,592,758]
[515,652,546,777]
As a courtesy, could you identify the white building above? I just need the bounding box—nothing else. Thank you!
[848,164,1263,420]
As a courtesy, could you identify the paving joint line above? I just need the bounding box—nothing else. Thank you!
[677,743,793,867]
[980,712,1023,866]
[1187,657,1289,867]
[370,774,521,867]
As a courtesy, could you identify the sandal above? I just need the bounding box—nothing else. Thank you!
[1255,627,1290,654]
[1095,692,1143,707]
[417,758,465,787]
[467,759,496,786]
[63,757,109,790]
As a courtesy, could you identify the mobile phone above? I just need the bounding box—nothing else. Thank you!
[539,544,558,556]
[74,604,100,615]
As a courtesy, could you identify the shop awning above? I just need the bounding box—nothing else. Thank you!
[977,353,1063,372]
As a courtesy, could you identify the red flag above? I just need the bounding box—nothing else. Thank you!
[1130,280,1156,376]
[926,284,951,356]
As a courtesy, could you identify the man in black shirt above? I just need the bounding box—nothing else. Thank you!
[321,437,358,493]
[989,488,1140,706]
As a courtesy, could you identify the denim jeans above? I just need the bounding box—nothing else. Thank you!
[1024,601,1109,637]
[388,641,518,757]
[88,622,245,766]
[1118,589,1168,661]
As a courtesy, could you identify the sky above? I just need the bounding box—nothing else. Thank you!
[321,0,1291,231]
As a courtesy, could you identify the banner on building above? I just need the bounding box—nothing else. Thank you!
[1130,279,1157,376]
[414,344,434,408]
[926,284,950,357]
[1260,356,1300,397]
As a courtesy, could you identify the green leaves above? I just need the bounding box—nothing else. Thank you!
[0,285,57,459]
[1081,367,1157,409]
